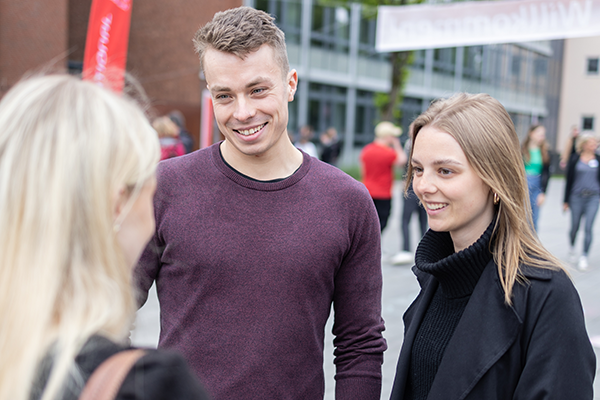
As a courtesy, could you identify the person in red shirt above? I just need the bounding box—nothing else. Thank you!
[360,121,407,231]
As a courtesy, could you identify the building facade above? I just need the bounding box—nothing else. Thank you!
[0,0,69,96]
[250,0,564,166]
[1,0,566,165]
[557,35,600,153]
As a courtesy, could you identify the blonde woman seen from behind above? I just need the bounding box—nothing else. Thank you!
[390,93,595,400]
[0,75,209,400]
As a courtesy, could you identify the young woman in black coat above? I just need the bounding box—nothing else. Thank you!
[390,93,595,400]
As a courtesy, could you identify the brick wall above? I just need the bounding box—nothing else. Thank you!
[0,0,68,96]
[126,0,242,148]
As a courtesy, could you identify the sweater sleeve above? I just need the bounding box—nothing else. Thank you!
[133,164,169,307]
[117,350,211,400]
[331,186,387,400]
[134,233,162,307]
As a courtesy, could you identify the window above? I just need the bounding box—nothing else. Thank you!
[534,58,548,76]
[354,90,376,144]
[582,116,594,131]
[511,56,522,76]
[255,0,302,45]
[308,83,347,134]
[463,46,483,81]
[67,60,83,75]
[433,48,456,76]
[587,57,599,75]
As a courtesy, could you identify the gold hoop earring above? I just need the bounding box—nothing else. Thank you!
[493,193,500,205]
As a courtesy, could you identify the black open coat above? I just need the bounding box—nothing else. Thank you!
[31,336,210,400]
[390,261,596,400]
[563,153,600,205]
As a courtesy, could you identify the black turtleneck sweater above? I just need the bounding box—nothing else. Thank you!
[405,221,495,400]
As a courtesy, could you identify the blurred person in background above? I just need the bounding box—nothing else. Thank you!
[169,109,194,154]
[391,93,595,400]
[521,124,551,231]
[0,75,209,400]
[560,124,580,170]
[153,115,186,161]
[320,126,342,165]
[392,124,428,266]
[360,121,407,232]
[294,125,318,158]
[563,132,600,271]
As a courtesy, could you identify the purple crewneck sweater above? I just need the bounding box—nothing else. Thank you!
[135,143,386,400]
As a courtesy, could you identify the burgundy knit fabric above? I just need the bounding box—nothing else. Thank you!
[135,143,387,400]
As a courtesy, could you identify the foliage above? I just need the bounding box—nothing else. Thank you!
[340,164,361,181]
[341,164,406,182]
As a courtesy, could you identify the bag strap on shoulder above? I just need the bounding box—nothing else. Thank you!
[79,349,147,400]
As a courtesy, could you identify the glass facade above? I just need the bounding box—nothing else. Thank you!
[308,83,347,134]
[248,0,562,165]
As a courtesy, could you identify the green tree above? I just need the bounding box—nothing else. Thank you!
[318,0,424,122]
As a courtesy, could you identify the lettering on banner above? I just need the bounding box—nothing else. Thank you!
[398,1,591,39]
[379,0,597,51]
[110,0,131,12]
[94,13,113,86]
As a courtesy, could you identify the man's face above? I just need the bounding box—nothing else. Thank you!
[204,44,297,161]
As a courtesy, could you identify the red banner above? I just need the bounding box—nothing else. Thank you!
[82,0,133,92]
[200,90,214,149]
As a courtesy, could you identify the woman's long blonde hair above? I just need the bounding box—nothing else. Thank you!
[0,75,160,400]
[405,93,564,305]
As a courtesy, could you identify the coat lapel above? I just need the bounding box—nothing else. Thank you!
[426,261,523,400]
[390,267,439,400]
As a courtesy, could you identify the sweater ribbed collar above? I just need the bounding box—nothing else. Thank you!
[415,219,495,299]
[210,142,311,191]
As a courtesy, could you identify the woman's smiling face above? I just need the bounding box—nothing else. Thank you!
[411,125,495,252]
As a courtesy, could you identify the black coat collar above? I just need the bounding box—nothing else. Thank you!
[391,261,552,400]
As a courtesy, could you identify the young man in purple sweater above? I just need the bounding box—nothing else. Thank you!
[134,7,386,400]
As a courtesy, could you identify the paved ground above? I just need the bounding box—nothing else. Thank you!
[131,177,600,399]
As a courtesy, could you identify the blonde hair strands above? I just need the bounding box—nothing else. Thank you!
[405,93,565,305]
[0,75,159,400]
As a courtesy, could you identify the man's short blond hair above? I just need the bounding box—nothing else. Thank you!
[193,6,290,79]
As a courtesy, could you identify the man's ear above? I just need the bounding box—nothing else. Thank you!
[287,69,298,101]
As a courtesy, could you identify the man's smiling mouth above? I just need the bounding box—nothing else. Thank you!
[235,123,267,136]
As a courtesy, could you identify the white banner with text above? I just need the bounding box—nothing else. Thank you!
[376,0,600,52]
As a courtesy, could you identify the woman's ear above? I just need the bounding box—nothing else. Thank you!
[112,186,128,230]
